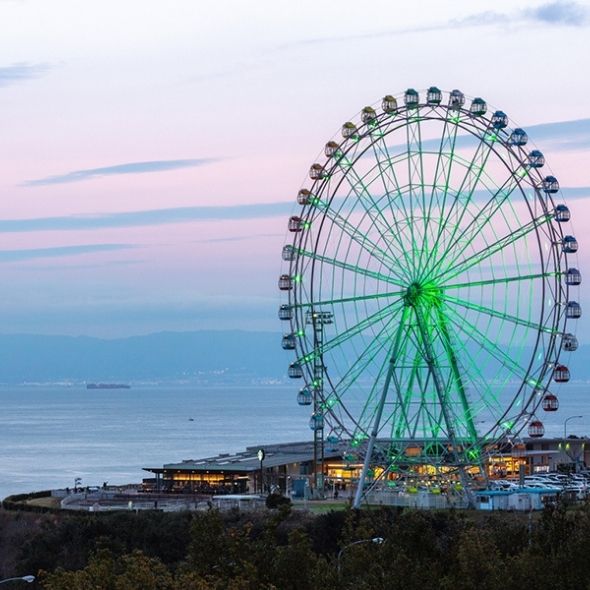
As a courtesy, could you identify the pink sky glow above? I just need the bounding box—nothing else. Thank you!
[0,0,588,336]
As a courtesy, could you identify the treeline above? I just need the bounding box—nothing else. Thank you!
[3,500,590,589]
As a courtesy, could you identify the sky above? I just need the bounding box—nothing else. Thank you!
[0,0,589,337]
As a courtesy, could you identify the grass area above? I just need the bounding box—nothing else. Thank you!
[293,500,349,513]
[25,496,61,509]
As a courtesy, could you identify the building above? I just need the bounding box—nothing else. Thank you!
[143,436,590,496]
[143,440,355,496]
[475,487,561,511]
[488,437,590,476]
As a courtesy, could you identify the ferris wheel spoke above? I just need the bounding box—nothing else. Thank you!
[297,247,405,288]
[433,213,550,285]
[297,290,405,309]
[418,113,462,275]
[408,367,445,442]
[421,121,497,280]
[444,271,557,292]
[314,200,404,277]
[409,366,439,441]
[332,307,406,403]
[404,114,428,274]
[369,135,418,239]
[443,304,535,394]
[443,293,551,333]
[444,173,525,263]
[429,172,531,281]
[424,379,450,442]
[367,140,419,276]
[439,307,508,416]
[300,298,405,365]
[444,309,529,397]
[333,158,414,280]
[409,325,444,441]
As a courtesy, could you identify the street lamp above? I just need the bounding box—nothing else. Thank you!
[337,537,384,577]
[564,415,583,439]
[0,576,35,585]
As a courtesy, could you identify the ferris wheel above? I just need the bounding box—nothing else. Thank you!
[278,87,580,505]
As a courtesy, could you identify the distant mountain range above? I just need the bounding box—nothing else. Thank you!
[0,331,288,383]
[0,330,587,384]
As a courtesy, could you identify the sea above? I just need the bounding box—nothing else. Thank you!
[0,384,312,500]
[1,382,589,500]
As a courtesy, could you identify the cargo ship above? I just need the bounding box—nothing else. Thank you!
[86,383,131,390]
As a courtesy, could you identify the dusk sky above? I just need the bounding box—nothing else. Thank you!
[0,0,589,337]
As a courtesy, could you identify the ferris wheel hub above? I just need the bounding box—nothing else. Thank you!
[403,281,441,308]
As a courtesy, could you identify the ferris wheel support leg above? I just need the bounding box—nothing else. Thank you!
[435,304,486,485]
[414,307,475,508]
[353,307,409,509]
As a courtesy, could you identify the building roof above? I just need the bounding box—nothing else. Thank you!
[144,440,346,475]
[144,436,589,475]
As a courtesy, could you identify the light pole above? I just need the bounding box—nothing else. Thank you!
[337,537,384,578]
[563,415,583,472]
[564,415,583,439]
[0,576,35,585]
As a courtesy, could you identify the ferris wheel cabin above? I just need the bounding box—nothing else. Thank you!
[562,333,578,351]
[566,301,582,319]
[404,88,419,107]
[470,97,487,116]
[449,89,465,109]
[309,163,326,180]
[426,86,442,105]
[282,245,295,261]
[542,393,559,412]
[288,216,304,232]
[297,189,312,205]
[361,106,377,123]
[324,141,340,157]
[553,364,570,383]
[554,204,571,222]
[528,150,545,168]
[297,388,312,406]
[509,128,528,146]
[491,110,508,129]
[528,420,545,438]
[542,176,560,193]
[288,362,303,379]
[381,95,398,113]
[309,412,324,431]
[562,236,578,254]
[282,334,296,350]
[341,122,358,139]
[278,274,293,291]
[566,268,582,286]
[278,305,293,321]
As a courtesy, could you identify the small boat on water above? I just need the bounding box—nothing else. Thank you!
[86,383,131,390]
